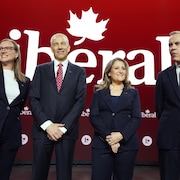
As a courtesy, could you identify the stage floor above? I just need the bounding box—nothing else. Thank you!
[10,165,160,180]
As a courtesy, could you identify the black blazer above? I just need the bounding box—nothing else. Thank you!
[90,87,141,151]
[0,70,30,149]
[30,61,86,140]
[155,65,180,149]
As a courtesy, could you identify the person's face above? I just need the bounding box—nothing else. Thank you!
[51,35,70,62]
[169,34,180,64]
[108,60,127,83]
[0,41,18,65]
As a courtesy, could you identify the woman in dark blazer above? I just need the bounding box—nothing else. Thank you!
[90,58,141,180]
[0,38,30,180]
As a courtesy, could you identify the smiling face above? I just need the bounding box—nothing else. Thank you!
[51,35,70,63]
[0,40,18,69]
[169,33,180,65]
[108,60,127,84]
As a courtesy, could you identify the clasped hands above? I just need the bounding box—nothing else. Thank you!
[46,123,65,141]
[106,132,123,153]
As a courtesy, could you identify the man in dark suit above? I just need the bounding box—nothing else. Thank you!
[30,33,86,180]
[155,30,180,180]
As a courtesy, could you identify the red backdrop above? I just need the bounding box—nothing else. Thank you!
[1,0,179,164]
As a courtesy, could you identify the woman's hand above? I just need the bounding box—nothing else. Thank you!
[106,132,123,145]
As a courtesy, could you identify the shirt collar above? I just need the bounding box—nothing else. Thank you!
[175,62,180,68]
[54,59,68,67]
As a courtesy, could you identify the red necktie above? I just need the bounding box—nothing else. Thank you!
[56,64,63,92]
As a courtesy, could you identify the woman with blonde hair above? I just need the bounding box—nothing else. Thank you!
[90,57,141,180]
[0,38,30,180]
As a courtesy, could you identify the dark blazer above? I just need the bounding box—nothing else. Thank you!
[30,61,86,140]
[155,64,180,149]
[90,86,141,151]
[0,70,30,149]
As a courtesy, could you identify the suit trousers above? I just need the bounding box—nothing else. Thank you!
[32,137,76,180]
[91,148,138,180]
[159,149,180,180]
[0,140,18,180]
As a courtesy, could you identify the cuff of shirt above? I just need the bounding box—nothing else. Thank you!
[40,120,53,131]
[59,127,67,134]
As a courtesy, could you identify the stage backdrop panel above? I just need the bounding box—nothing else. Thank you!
[1,0,179,164]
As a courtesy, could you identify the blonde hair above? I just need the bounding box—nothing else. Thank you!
[95,57,131,91]
[0,38,26,82]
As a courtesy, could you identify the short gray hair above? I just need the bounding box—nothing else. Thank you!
[169,31,180,36]
[50,33,69,45]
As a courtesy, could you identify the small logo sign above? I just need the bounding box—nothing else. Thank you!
[21,134,28,145]
[142,136,152,146]
[81,135,92,145]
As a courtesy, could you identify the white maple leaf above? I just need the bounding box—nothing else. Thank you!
[66,7,109,45]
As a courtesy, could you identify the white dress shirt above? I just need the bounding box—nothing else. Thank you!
[176,63,180,85]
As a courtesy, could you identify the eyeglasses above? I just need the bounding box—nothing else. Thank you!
[0,46,15,51]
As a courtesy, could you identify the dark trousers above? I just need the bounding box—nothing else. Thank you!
[159,149,180,180]
[0,141,18,180]
[32,138,76,180]
[91,149,138,180]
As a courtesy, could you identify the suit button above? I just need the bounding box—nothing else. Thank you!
[6,106,10,110]
[112,113,115,116]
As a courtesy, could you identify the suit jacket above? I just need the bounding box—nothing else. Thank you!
[155,64,180,149]
[0,70,30,149]
[30,61,86,140]
[90,86,141,151]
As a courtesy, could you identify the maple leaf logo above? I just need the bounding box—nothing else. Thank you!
[66,7,109,45]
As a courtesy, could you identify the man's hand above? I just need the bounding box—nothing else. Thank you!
[46,123,65,141]
[111,143,120,153]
